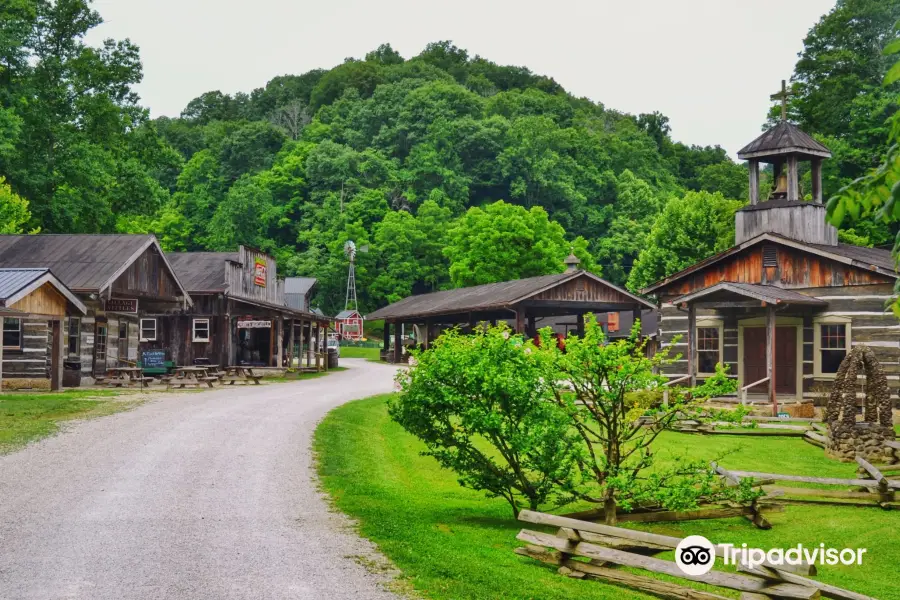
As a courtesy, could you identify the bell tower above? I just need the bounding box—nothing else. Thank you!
[734,80,835,245]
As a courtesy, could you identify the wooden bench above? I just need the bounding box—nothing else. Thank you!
[222,376,263,385]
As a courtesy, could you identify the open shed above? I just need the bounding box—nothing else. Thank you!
[366,264,655,363]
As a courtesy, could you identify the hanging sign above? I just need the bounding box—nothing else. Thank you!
[238,320,272,329]
[253,258,267,287]
[105,298,138,313]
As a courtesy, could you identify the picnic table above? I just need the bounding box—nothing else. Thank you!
[222,365,263,385]
[103,367,155,388]
[168,366,217,389]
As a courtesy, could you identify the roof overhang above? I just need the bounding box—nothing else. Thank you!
[737,146,832,161]
[641,233,899,296]
[1,270,87,315]
[671,282,827,308]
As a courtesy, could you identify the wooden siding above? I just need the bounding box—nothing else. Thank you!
[143,294,230,367]
[658,246,893,300]
[1,317,50,380]
[735,204,838,245]
[532,274,637,304]
[226,246,284,306]
[110,244,182,300]
[9,282,67,316]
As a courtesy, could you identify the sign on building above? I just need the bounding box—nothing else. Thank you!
[237,320,272,329]
[253,258,267,287]
[105,298,138,314]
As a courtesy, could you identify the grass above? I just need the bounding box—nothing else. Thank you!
[339,346,381,360]
[0,389,140,453]
[315,395,900,600]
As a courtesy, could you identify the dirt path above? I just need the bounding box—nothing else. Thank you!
[0,359,402,600]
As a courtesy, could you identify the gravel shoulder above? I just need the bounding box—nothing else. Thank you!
[0,359,403,600]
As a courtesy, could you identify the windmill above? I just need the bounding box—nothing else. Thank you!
[338,240,366,341]
[344,240,358,313]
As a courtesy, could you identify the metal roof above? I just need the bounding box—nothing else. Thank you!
[737,121,831,160]
[0,268,87,314]
[335,310,361,319]
[0,235,189,300]
[166,252,236,292]
[284,277,317,295]
[642,234,899,295]
[367,271,655,321]
[672,282,828,307]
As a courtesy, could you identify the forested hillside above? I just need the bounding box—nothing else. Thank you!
[0,0,897,313]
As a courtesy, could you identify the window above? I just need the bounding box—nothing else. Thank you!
[95,325,108,362]
[3,317,22,350]
[119,321,128,340]
[814,317,851,378]
[67,317,80,355]
[695,318,724,375]
[193,318,210,342]
[140,318,157,341]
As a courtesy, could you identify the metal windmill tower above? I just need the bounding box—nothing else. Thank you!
[344,240,358,312]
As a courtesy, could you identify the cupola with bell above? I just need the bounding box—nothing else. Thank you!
[735,80,836,246]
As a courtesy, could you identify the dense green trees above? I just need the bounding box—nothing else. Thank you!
[3,1,894,312]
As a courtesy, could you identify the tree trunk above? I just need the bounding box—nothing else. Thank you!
[603,495,617,525]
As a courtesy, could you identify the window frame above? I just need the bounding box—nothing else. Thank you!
[813,316,851,379]
[67,317,81,356]
[192,318,211,343]
[3,317,22,351]
[140,318,157,342]
[695,317,724,377]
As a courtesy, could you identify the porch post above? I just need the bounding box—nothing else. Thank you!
[51,319,62,391]
[383,322,390,362]
[288,318,295,368]
[515,307,526,335]
[576,312,585,338]
[687,303,696,387]
[526,316,535,338]
[393,321,402,364]
[766,303,778,416]
[277,316,284,367]
[749,159,760,205]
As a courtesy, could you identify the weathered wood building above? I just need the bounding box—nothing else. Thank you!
[0,269,87,390]
[367,256,656,362]
[162,247,329,367]
[643,119,900,408]
[0,235,191,385]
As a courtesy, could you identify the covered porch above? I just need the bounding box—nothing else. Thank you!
[671,282,828,412]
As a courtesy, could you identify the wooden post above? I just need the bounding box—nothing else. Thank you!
[423,320,431,350]
[0,324,4,392]
[382,321,390,361]
[526,316,536,338]
[225,300,233,367]
[576,313,585,338]
[287,318,295,368]
[766,303,778,416]
[687,303,696,387]
[394,322,402,364]
[276,316,284,367]
[811,158,823,204]
[314,321,321,371]
[51,319,62,391]
[787,155,800,201]
[748,159,760,205]
[515,308,526,335]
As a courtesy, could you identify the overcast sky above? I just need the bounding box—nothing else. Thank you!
[88,0,836,158]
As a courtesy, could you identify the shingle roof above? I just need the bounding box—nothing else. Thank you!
[672,282,827,306]
[737,121,831,159]
[0,235,163,291]
[166,252,236,292]
[335,309,361,319]
[367,271,655,321]
[809,242,896,273]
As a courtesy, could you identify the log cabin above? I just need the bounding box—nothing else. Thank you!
[642,118,900,409]
[0,235,191,385]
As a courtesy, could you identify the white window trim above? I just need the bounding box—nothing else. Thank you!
[3,317,22,350]
[140,318,157,342]
[813,315,851,379]
[193,318,210,343]
[695,317,724,377]
[67,317,81,355]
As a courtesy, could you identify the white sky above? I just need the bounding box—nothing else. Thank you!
[88,0,836,158]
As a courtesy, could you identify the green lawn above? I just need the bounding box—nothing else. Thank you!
[0,390,139,453]
[339,346,381,360]
[315,395,900,600]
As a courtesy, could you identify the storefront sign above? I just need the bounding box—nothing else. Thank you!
[105,298,138,313]
[237,320,272,329]
[253,258,267,287]
[141,349,166,369]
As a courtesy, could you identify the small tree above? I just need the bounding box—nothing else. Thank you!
[389,325,578,517]
[545,315,743,524]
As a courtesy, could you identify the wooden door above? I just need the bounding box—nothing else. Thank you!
[743,326,796,395]
[50,320,61,391]
[117,320,129,365]
[93,322,108,375]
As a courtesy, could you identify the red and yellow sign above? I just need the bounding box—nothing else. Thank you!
[253,258,267,287]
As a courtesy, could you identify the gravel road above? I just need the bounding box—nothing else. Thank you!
[0,359,402,600]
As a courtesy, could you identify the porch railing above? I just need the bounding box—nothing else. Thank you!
[740,376,770,405]
[662,374,691,407]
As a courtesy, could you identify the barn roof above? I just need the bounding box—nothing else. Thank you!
[166,252,237,292]
[0,268,87,314]
[0,235,190,300]
[737,121,831,160]
[641,233,898,295]
[367,271,655,321]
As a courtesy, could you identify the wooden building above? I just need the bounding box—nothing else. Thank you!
[0,269,87,390]
[367,255,656,362]
[162,247,330,367]
[642,118,900,409]
[335,309,364,341]
[0,235,191,385]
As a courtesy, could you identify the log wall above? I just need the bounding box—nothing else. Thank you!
[1,317,50,386]
[533,274,637,303]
